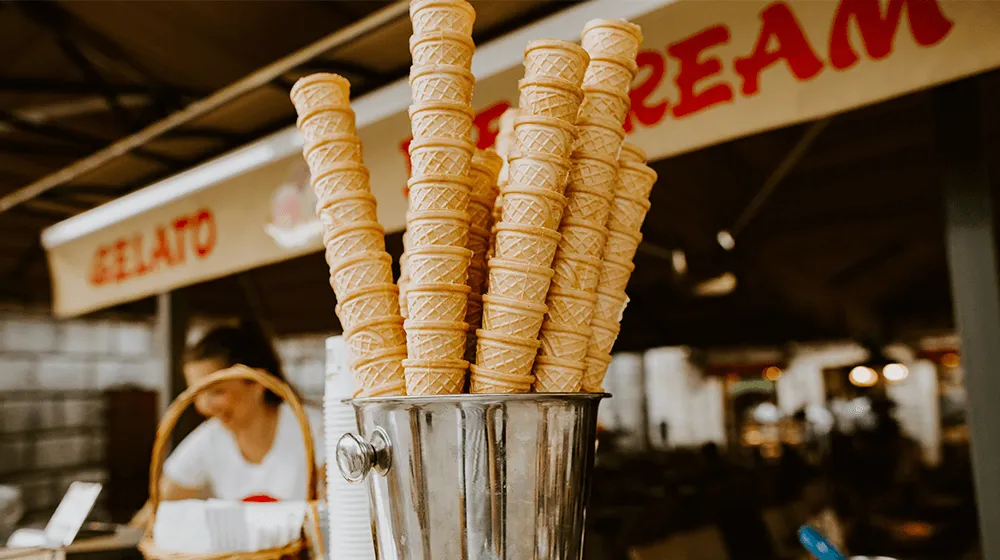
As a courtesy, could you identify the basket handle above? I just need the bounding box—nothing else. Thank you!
[146,364,318,529]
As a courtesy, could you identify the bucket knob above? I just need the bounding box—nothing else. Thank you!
[336,428,392,482]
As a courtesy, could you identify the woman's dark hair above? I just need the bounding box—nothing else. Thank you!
[187,320,288,406]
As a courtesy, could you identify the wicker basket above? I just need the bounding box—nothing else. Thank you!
[139,365,320,560]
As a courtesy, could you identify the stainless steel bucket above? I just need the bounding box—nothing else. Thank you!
[335,393,608,560]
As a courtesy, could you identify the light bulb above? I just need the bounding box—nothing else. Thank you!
[883,363,909,382]
[717,230,735,250]
[849,366,878,387]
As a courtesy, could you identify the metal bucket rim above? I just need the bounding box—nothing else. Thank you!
[344,392,611,406]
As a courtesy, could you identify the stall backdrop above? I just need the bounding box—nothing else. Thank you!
[44,0,1000,318]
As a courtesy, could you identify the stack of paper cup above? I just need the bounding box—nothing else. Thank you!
[464,149,503,362]
[291,74,407,398]
[583,142,657,392]
[534,19,642,392]
[404,0,478,395]
[473,39,588,394]
[323,336,376,559]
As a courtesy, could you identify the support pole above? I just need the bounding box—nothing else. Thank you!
[156,291,193,448]
[936,77,1000,558]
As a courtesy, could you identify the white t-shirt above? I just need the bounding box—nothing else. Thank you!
[163,403,324,501]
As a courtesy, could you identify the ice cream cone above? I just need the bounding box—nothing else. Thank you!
[617,159,658,200]
[608,193,652,232]
[312,163,370,195]
[523,39,590,85]
[322,221,386,260]
[562,184,614,225]
[350,344,408,397]
[344,315,408,357]
[405,282,472,324]
[537,320,591,363]
[567,154,617,197]
[336,283,401,331]
[475,329,541,378]
[409,29,476,67]
[467,228,490,258]
[296,106,356,143]
[405,246,472,285]
[467,260,487,293]
[356,379,408,398]
[329,251,395,296]
[404,319,468,360]
[506,151,571,194]
[406,174,472,213]
[409,137,475,178]
[465,291,484,327]
[619,142,648,165]
[407,209,471,248]
[581,19,644,63]
[493,222,561,266]
[582,55,638,91]
[518,77,584,122]
[602,227,643,264]
[409,0,476,36]
[578,85,631,124]
[403,358,469,396]
[409,101,475,141]
[469,364,533,394]
[471,149,503,193]
[316,190,378,223]
[303,135,363,171]
[513,115,577,158]
[582,350,613,393]
[544,287,598,329]
[467,200,493,231]
[598,256,635,292]
[486,258,555,304]
[290,73,351,115]
[594,287,628,324]
[499,185,567,230]
[590,317,621,355]
[572,118,626,160]
[409,64,476,105]
[558,218,608,259]
[533,355,584,393]
[551,252,603,293]
[480,293,547,338]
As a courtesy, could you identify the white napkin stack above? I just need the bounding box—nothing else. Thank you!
[152,500,306,554]
[324,336,377,559]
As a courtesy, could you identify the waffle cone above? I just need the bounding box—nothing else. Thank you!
[475,329,541,378]
[329,251,394,297]
[551,252,603,293]
[409,137,475,178]
[608,193,652,233]
[471,149,503,192]
[296,107,356,143]
[538,320,591,363]
[617,160,658,200]
[350,345,407,397]
[410,29,475,67]
[481,293,547,338]
[405,282,472,324]
[290,73,350,115]
[403,358,469,396]
[619,142,648,165]
[486,257,555,304]
[559,218,609,259]
[582,56,638,91]
[567,156,617,215]
[409,0,476,36]
[506,152,571,194]
[562,184,614,225]
[500,186,567,230]
[518,77,584,122]
[465,291,484,327]
[523,39,590,85]
[409,64,475,105]
[469,364,533,394]
[590,317,621,355]
[467,230,489,260]
[598,257,635,292]
[544,287,598,329]
[344,316,408,359]
[304,135,363,171]
[594,287,629,324]
[312,163,370,196]
[582,350,613,393]
[603,227,642,264]
[581,19,644,63]
[468,200,493,231]
[464,329,478,364]
[407,209,470,248]
[407,174,472,213]
[578,86,631,124]
[336,283,401,332]
[513,115,577,158]
[572,118,626,160]
[322,222,386,261]
[493,222,561,266]
[404,319,468,361]
[406,246,472,285]
[317,190,378,222]
[533,355,584,393]
[409,102,475,142]
[467,261,487,294]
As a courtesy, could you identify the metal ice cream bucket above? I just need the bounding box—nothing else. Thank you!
[335,393,608,560]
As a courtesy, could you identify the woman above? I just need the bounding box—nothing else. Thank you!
[132,322,323,525]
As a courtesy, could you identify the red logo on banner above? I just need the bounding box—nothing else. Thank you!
[242,494,279,503]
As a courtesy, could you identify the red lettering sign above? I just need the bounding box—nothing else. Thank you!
[829,0,954,70]
[669,25,734,118]
[88,208,217,287]
[733,3,824,96]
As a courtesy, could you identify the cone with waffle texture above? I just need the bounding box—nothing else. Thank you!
[409,29,475,67]
[581,19,644,63]
[523,39,590,85]
[533,355,585,393]
[290,73,351,114]
[410,0,476,36]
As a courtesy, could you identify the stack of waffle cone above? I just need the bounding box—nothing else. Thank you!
[534,19,641,393]
[489,107,520,261]
[403,0,478,395]
[473,39,588,394]
[583,142,657,392]
[291,73,406,398]
[464,149,503,362]
[399,231,411,319]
